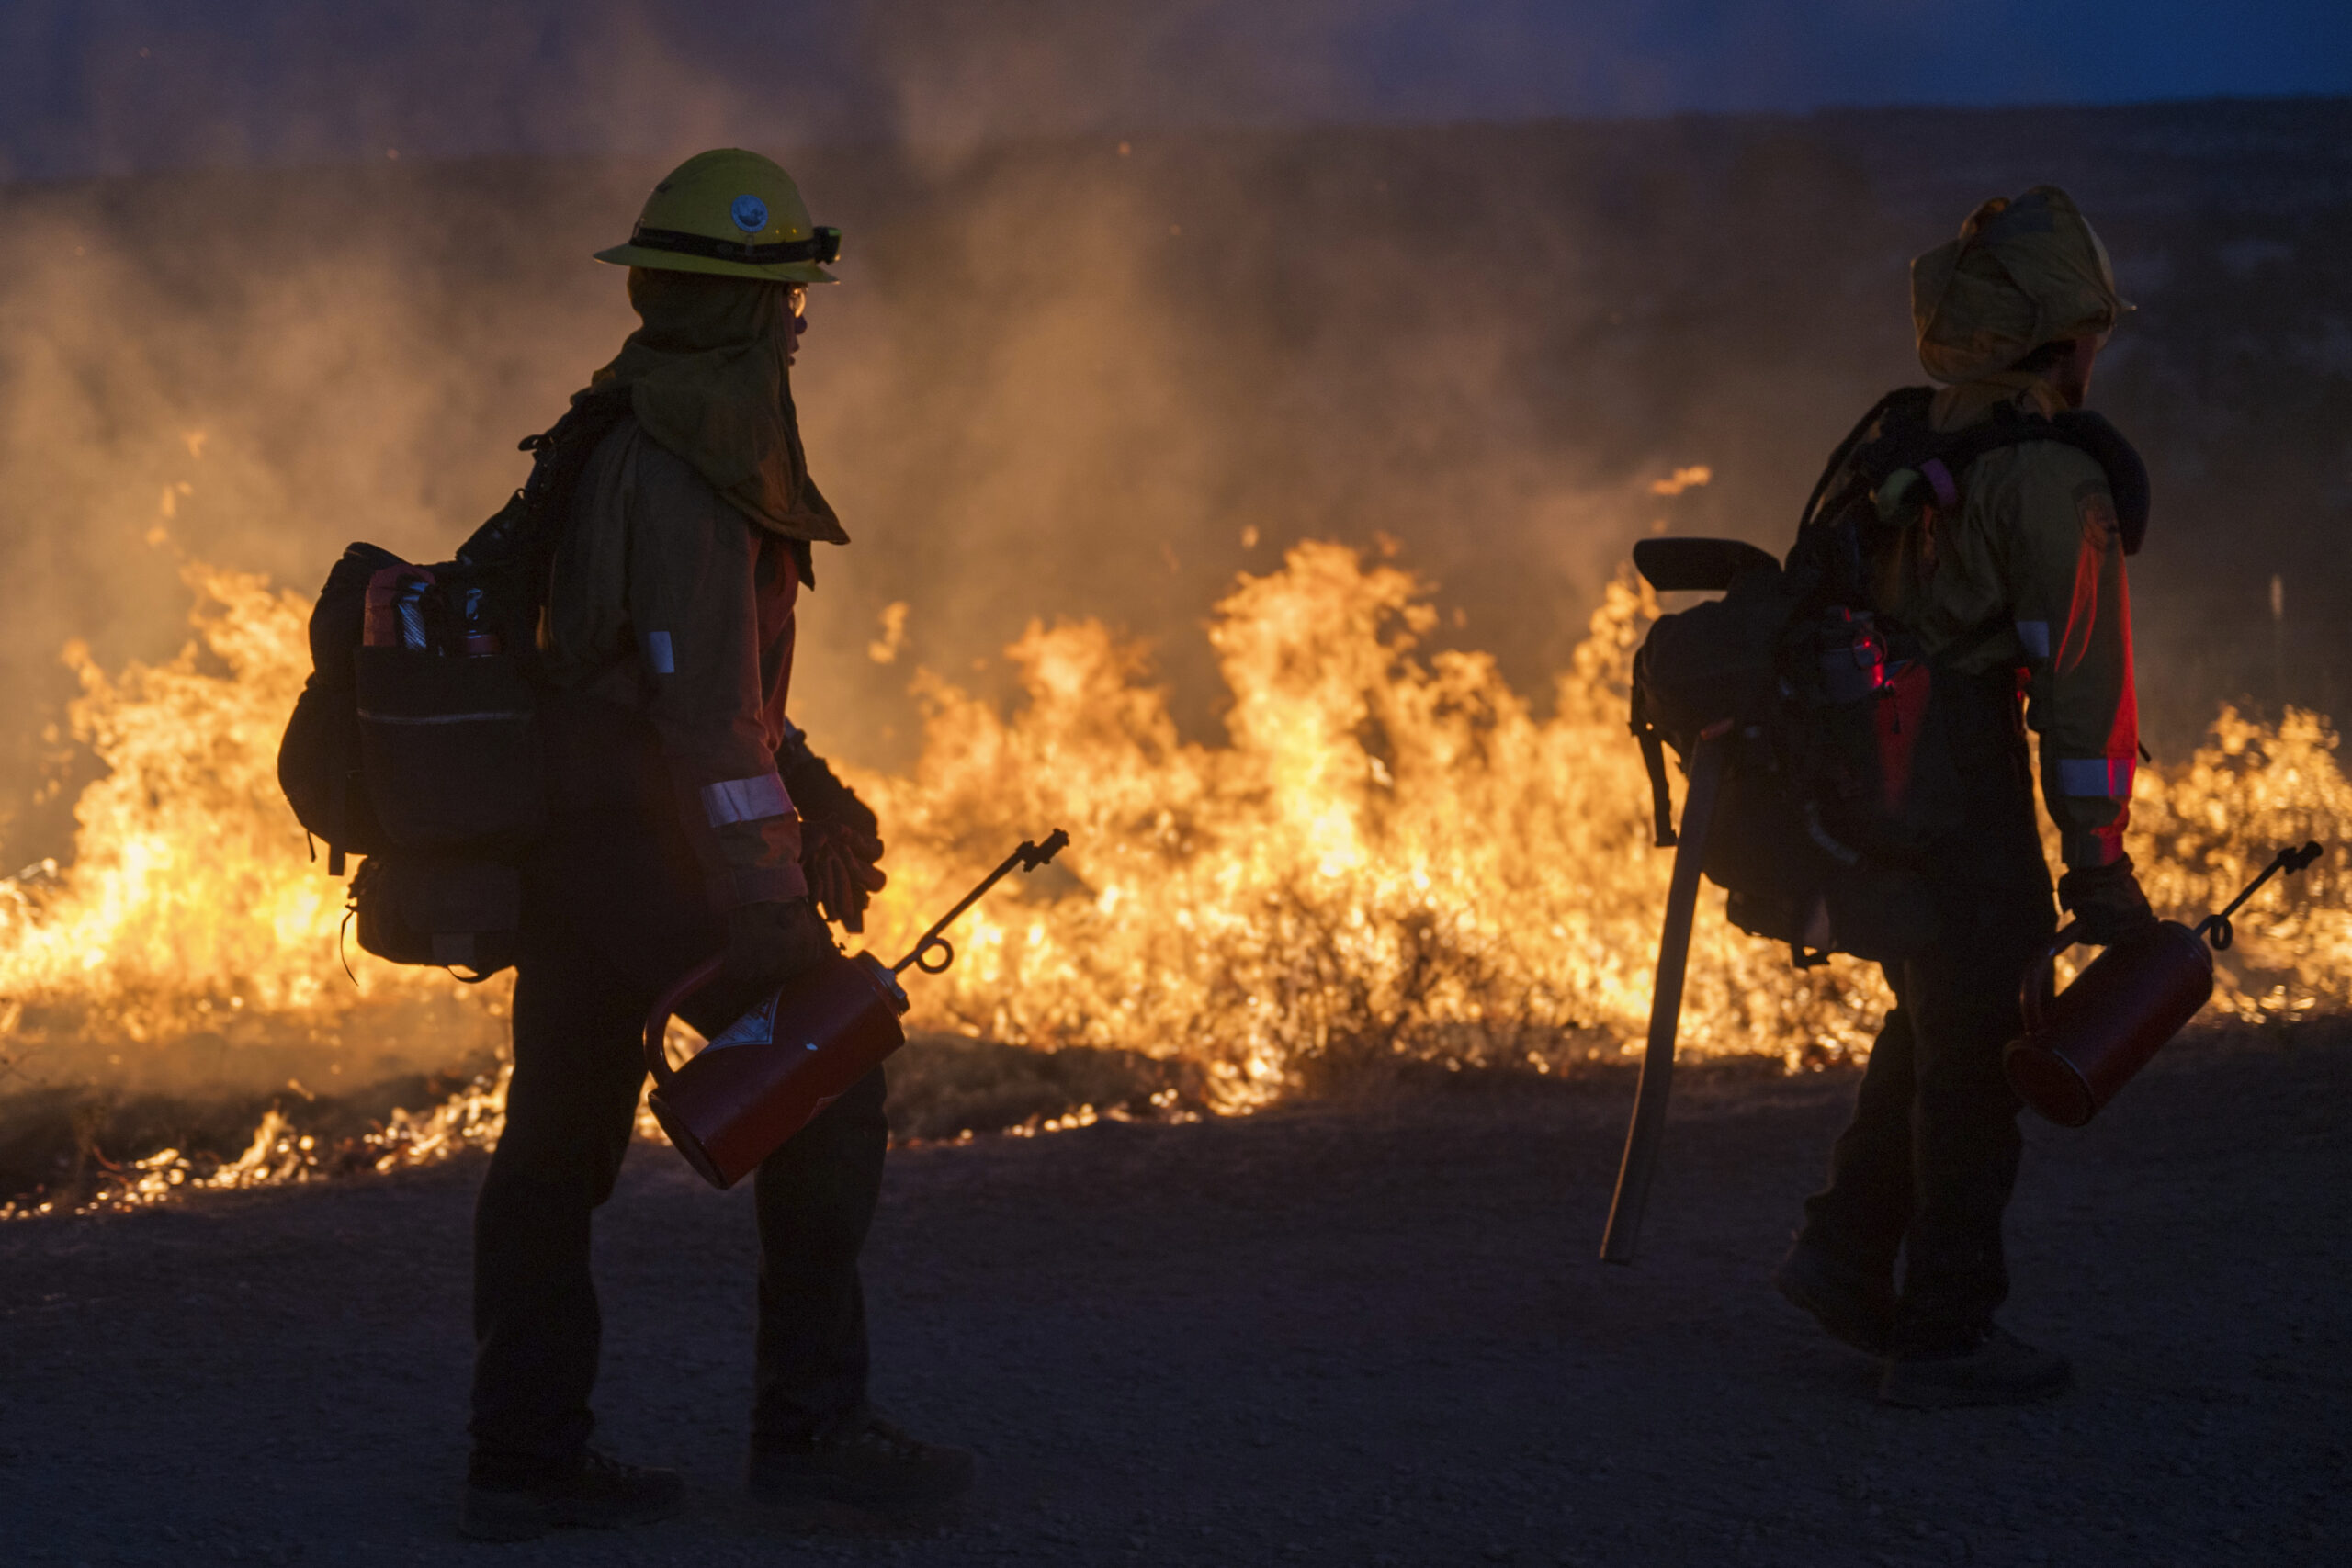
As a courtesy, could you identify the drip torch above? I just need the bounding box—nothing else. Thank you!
[2004,841,2324,1127]
[641,830,1070,1188]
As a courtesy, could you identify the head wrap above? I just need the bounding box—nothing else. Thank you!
[583,266,847,544]
[1910,186,2131,386]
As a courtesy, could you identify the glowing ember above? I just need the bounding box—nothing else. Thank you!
[3,541,2348,1212]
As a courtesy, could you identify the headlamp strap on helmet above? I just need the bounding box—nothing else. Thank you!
[628,224,842,267]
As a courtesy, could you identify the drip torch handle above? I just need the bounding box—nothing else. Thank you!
[642,954,724,1088]
[2028,840,2327,1026]
[2195,840,2324,953]
[2020,921,2085,1036]
[891,829,1070,976]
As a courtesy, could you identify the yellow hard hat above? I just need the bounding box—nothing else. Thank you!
[594,148,841,284]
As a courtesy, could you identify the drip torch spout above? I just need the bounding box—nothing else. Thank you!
[2195,840,2324,952]
[892,829,1070,976]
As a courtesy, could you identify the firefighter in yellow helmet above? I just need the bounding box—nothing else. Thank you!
[458,150,969,1540]
[1773,187,2152,1407]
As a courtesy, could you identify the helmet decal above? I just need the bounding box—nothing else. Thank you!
[730,194,770,234]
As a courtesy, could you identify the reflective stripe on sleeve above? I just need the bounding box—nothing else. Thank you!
[701,770,790,826]
[2055,756,2135,798]
[2015,620,2052,660]
[645,630,675,675]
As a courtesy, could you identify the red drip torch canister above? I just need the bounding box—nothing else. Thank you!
[2003,921,2212,1128]
[2003,841,2324,1127]
[641,829,1070,1189]
[643,950,910,1189]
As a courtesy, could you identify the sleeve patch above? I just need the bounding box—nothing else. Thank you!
[644,630,675,675]
[2015,619,2052,659]
[2055,756,2135,798]
[701,770,791,826]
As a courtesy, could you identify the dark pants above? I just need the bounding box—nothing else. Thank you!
[1797,669,2056,1354]
[468,704,888,1484]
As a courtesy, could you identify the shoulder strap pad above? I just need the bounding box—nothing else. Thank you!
[1939,404,2151,556]
[2050,409,2149,555]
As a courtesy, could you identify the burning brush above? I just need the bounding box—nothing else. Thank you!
[6,545,2352,1214]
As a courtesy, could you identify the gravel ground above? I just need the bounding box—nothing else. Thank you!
[0,1023,2345,1567]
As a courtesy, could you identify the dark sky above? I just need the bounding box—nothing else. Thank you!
[2,0,2347,178]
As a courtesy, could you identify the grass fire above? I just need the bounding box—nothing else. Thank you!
[4,537,2347,1213]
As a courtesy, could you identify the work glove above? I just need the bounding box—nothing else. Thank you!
[781,744,888,932]
[718,897,837,1001]
[2058,855,2158,947]
[802,819,889,933]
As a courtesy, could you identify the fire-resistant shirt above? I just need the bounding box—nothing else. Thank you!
[1883,372,2139,870]
[539,416,808,908]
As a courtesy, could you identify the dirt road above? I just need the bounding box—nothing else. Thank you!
[2,1024,2345,1566]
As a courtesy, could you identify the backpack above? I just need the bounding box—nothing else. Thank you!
[1630,386,2149,967]
[277,388,634,977]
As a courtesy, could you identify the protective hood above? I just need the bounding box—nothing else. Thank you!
[1910,186,2132,386]
[582,266,848,546]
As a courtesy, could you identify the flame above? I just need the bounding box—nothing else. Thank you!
[0,564,508,1158]
[851,540,2352,1102]
[5,541,2351,1212]
[867,601,910,665]
[2127,705,2352,1019]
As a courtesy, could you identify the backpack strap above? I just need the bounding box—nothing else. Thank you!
[1795,387,1930,536]
[1797,388,2154,584]
[1791,388,1940,603]
[514,388,638,611]
[1889,399,2152,555]
[1787,389,1938,536]
[2049,408,2150,554]
[1628,682,1679,849]
[450,388,638,670]
[456,387,636,570]
[325,761,348,879]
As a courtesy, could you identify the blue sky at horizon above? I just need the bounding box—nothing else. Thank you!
[2,1,2346,179]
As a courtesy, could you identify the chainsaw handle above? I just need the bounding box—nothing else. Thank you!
[643,954,724,1089]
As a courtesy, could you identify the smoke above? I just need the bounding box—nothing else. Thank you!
[0,122,1690,840]
[0,10,2345,1111]
[1,97,2348,838]
[0,163,633,854]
